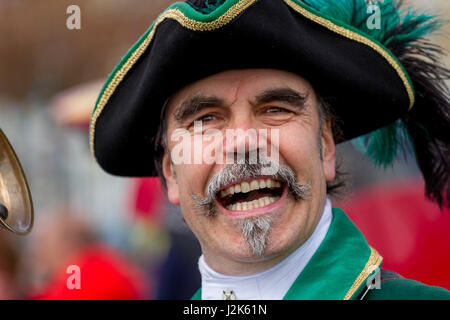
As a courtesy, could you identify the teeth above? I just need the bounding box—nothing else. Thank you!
[259,198,265,207]
[250,180,259,191]
[241,182,250,193]
[259,180,266,189]
[226,196,280,211]
[219,178,282,198]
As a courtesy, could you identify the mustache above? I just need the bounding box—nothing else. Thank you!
[191,160,311,217]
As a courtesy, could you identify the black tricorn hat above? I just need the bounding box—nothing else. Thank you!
[90,0,449,207]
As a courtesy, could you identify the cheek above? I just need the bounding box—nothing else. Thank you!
[276,127,322,179]
[173,163,214,201]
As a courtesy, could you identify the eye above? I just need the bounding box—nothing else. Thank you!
[198,114,217,122]
[258,105,296,124]
[264,106,293,114]
[266,107,284,113]
[187,113,222,131]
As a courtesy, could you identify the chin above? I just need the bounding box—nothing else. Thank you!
[227,230,290,262]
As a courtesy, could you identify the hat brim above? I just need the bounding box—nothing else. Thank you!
[90,0,414,176]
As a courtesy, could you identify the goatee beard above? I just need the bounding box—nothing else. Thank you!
[236,214,273,256]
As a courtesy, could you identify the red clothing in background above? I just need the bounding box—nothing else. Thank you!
[32,244,150,300]
[339,178,450,290]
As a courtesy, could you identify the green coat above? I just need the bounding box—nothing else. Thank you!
[192,208,450,300]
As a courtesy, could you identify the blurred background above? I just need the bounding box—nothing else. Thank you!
[0,0,449,299]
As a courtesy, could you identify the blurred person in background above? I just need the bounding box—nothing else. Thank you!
[156,201,202,299]
[128,177,202,299]
[25,205,151,299]
[0,232,21,299]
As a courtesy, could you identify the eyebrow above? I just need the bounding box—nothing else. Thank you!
[173,95,225,123]
[172,86,309,123]
[252,87,309,109]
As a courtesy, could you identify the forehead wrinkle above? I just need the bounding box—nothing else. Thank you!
[172,94,226,123]
[172,76,243,123]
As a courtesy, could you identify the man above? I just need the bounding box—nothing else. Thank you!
[89,0,450,299]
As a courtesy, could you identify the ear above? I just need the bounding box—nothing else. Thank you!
[162,152,180,205]
[321,118,336,182]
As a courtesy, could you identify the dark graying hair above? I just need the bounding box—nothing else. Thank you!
[153,93,347,199]
[316,95,347,199]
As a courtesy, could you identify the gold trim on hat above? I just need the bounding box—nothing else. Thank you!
[284,0,415,111]
[90,0,415,157]
[89,0,257,156]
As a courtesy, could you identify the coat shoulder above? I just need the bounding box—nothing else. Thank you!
[366,278,450,300]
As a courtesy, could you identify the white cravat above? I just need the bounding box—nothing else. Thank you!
[199,198,333,300]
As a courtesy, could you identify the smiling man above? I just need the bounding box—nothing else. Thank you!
[90,0,450,299]
[160,69,338,298]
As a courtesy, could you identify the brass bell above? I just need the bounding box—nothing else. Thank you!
[0,129,33,235]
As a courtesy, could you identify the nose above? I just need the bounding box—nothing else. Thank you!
[222,109,261,164]
[220,110,280,173]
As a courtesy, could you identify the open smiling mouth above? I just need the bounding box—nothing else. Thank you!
[216,178,285,212]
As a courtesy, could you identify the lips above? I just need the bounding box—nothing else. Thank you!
[216,178,284,212]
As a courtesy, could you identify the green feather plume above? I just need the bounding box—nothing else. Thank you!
[302,0,440,45]
[352,120,413,168]
[304,0,450,207]
[186,0,227,14]
[304,0,441,167]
